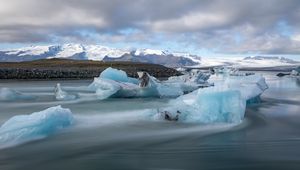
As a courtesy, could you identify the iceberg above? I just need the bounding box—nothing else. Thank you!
[90,72,183,99]
[88,66,220,100]
[88,67,206,99]
[54,83,78,101]
[0,106,74,148]
[167,69,211,84]
[212,66,254,77]
[99,67,139,84]
[291,67,300,76]
[213,66,232,75]
[224,75,268,102]
[151,74,268,124]
[165,69,213,93]
[0,87,36,101]
[152,87,246,124]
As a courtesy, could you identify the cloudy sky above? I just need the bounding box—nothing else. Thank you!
[0,0,299,58]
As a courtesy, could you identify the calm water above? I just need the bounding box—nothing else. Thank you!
[0,72,300,170]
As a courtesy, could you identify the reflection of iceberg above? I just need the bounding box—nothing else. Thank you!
[152,75,268,124]
[0,87,36,101]
[88,67,210,99]
[0,106,74,148]
[54,83,78,101]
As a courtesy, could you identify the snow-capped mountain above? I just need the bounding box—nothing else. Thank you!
[191,56,300,68]
[0,44,299,68]
[243,56,296,63]
[0,44,200,67]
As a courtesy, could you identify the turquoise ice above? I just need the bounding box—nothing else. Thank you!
[0,106,74,148]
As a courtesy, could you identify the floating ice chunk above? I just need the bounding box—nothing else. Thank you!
[89,68,208,99]
[224,75,268,101]
[213,66,232,75]
[138,72,184,97]
[0,87,35,101]
[156,83,184,97]
[0,106,74,148]
[151,75,268,124]
[89,71,183,99]
[54,83,77,101]
[92,78,122,99]
[291,69,299,76]
[166,70,212,93]
[194,87,246,123]
[99,67,138,84]
[152,86,246,124]
[167,69,211,84]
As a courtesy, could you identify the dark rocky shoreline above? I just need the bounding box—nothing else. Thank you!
[0,59,181,80]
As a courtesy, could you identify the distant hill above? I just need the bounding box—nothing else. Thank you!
[0,59,181,79]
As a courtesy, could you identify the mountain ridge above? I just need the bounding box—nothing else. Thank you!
[0,44,299,68]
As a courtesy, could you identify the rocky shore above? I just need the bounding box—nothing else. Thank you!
[0,59,181,80]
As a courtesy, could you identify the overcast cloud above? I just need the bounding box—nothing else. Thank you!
[0,0,300,54]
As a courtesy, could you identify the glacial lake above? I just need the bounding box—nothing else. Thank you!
[0,72,300,170]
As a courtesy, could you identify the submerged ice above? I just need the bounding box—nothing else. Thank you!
[0,106,74,148]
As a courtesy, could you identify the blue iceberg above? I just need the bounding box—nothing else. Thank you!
[167,69,211,84]
[100,67,139,84]
[224,75,268,102]
[151,75,268,124]
[0,106,74,148]
[89,67,211,99]
[0,87,36,101]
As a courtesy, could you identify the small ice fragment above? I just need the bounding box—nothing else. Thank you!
[0,87,35,101]
[54,83,77,101]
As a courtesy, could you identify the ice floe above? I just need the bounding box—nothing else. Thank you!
[151,74,268,124]
[88,67,212,99]
[0,106,74,148]
[0,87,36,101]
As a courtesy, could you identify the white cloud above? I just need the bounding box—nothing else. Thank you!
[0,0,299,54]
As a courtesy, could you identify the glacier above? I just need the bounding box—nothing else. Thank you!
[0,87,36,101]
[0,106,74,148]
[150,74,268,124]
